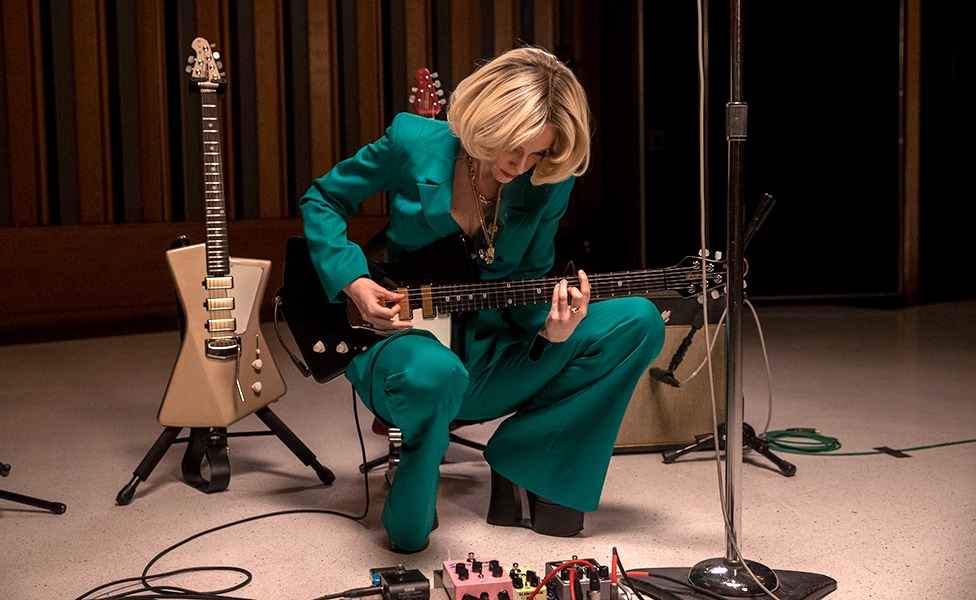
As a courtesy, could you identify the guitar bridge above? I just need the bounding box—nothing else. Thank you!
[206,336,241,359]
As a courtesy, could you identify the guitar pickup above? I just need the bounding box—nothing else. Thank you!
[205,297,235,311]
[204,276,234,290]
[207,318,236,333]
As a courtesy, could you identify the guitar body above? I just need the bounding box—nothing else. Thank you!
[158,243,287,427]
[278,235,473,383]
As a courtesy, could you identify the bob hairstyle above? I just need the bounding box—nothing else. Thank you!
[447,47,591,186]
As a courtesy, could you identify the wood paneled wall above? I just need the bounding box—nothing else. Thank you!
[0,0,576,341]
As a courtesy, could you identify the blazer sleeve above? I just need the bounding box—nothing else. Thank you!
[299,119,403,302]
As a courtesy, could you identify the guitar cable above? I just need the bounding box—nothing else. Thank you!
[73,384,376,600]
[272,292,313,378]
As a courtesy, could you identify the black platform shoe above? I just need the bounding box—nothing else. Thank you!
[487,470,584,537]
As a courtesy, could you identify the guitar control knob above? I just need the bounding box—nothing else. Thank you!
[251,381,263,394]
[251,359,263,371]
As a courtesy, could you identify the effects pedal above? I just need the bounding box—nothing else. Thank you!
[544,557,616,600]
[508,563,546,600]
[441,553,523,600]
[370,565,430,600]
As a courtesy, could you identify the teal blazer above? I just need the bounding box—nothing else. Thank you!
[300,112,576,364]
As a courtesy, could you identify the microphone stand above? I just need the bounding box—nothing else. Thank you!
[637,2,836,597]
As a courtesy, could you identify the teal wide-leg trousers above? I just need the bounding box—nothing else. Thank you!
[345,296,665,551]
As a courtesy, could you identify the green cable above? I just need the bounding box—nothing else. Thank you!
[761,429,976,457]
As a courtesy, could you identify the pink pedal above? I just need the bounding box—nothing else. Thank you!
[442,555,515,600]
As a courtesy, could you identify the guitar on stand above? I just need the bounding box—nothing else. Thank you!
[157,38,285,428]
[116,37,334,505]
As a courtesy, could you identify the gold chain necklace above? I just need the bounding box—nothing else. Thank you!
[466,155,502,264]
[466,155,498,205]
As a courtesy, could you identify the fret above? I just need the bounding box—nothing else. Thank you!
[402,257,723,319]
[198,72,229,277]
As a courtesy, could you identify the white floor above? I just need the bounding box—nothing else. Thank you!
[1,299,974,600]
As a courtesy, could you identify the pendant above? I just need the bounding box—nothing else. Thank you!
[479,245,495,264]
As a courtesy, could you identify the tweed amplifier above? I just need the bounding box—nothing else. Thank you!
[615,296,727,452]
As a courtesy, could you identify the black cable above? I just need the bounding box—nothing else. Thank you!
[311,585,383,600]
[74,385,374,600]
[611,548,647,600]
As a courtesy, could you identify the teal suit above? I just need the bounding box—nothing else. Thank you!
[301,113,665,551]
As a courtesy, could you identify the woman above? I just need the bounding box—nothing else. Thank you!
[301,46,665,553]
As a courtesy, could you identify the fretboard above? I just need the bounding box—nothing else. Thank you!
[403,262,721,316]
[200,87,229,278]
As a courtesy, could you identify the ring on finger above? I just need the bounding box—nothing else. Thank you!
[571,306,581,314]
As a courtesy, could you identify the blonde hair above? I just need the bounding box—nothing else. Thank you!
[447,47,591,186]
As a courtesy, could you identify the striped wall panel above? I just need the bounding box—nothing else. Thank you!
[0,0,569,229]
[0,0,577,338]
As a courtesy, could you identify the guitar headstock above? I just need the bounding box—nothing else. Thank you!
[185,37,226,91]
[670,252,727,298]
[409,67,445,118]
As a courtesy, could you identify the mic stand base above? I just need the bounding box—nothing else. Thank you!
[661,422,797,478]
[690,558,778,596]
[632,566,836,599]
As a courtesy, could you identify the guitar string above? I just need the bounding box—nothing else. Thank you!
[200,87,237,331]
[398,267,714,298]
[397,266,719,311]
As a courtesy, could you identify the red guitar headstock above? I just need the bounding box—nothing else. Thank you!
[409,67,445,119]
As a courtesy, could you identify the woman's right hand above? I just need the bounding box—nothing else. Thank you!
[343,277,412,331]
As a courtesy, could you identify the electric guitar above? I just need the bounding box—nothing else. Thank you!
[157,37,286,427]
[278,234,726,383]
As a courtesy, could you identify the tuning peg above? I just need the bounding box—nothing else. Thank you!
[213,50,221,60]
[185,65,193,74]
[710,290,721,300]
[187,55,196,65]
[714,250,723,260]
[215,61,223,70]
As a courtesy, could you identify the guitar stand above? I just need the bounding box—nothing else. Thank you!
[662,422,797,477]
[1,460,67,514]
[116,406,336,505]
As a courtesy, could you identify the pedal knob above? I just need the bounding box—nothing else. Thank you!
[251,358,263,371]
[251,381,263,394]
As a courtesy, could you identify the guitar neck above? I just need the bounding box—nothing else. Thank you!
[402,263,719,316]
[199,87,230,278]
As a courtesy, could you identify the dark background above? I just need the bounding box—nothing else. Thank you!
[571,1,971,304]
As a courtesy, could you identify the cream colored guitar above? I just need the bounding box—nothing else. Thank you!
[157,37,286,427]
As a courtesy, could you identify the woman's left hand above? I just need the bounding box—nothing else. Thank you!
[539,270,590,343]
